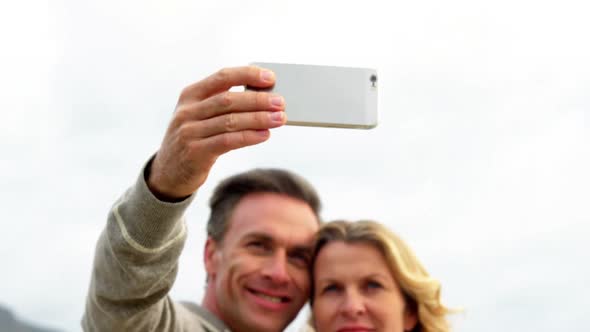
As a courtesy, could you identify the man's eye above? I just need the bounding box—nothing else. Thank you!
[289,252,310,267]
[247,241,268,250]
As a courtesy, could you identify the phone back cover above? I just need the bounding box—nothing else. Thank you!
[251,62,378,129]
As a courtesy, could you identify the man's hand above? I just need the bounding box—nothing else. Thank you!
[147,66,286,201]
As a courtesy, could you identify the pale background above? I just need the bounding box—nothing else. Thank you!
[1,0,589,331]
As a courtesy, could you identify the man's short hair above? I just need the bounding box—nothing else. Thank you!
[207,168,322,242]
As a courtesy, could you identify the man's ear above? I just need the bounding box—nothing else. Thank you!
[204,237,219,278]
[403,307,418,331]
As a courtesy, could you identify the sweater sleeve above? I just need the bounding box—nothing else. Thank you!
[82,160,198,332]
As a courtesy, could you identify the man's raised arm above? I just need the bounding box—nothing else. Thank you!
[82,66,286,331]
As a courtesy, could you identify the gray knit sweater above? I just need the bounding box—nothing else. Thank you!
[82,164,230,332]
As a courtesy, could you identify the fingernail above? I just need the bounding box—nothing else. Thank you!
[256,129,270,137]
[261,70,275,83]
[270,96,284,106]
[271,111,284,122]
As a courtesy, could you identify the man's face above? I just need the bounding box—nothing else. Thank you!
[205,192,319,332]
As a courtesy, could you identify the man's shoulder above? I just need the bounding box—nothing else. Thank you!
[177,301,231,332]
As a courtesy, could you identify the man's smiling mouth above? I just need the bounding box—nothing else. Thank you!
[247,288,290,303]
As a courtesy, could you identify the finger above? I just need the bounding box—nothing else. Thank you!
[191,129,272,157]
[176,91,285,122]
[182,66,276,101]
[186,111,285,139]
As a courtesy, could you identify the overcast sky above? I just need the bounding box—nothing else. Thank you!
[1,0,589,331]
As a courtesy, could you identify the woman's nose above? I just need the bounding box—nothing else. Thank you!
[340,290,366,318]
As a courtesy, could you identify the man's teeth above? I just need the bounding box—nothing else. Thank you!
[257,293,282,303]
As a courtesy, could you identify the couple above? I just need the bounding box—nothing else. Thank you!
[82,66,450,332]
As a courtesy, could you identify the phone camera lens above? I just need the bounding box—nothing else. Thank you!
[370,74,377,87]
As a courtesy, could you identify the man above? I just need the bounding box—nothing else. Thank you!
[82,66,322,332]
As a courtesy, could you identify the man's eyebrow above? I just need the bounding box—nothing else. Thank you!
[241,232,313,254]
[289,245,313,255]
[242,232,274,243]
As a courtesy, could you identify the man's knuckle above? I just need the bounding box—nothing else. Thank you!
[238,131,247,146]
[221,133,233,149]
[249,66,259,80]
[179,86,192,100]
[224,113,237,131]
[174,106,190,123]
[187,141,201,156]
[177,124,193,144]
[219,92,233,108]
[216,68,230,83]
[255,92,267,109]
[255,111,267,124]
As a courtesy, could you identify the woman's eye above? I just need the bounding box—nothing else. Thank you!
[322,284,340,294]
[366,281,382,290]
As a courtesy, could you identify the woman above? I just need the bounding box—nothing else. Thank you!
[308,220,452,332]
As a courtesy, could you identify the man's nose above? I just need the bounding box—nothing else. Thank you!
[262,252,290,285]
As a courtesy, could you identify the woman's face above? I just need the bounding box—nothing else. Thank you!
[312,241,417,332]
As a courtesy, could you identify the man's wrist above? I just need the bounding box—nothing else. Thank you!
[144,156,191,203]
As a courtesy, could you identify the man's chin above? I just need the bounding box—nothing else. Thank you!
[236,309,294,332]
[246,313,292,332]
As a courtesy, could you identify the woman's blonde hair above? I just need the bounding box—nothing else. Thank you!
[309,220,452,332]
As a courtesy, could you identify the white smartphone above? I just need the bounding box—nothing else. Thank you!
[248,62,378,129]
